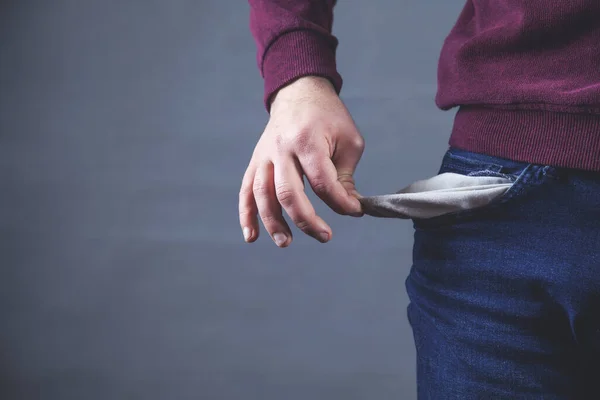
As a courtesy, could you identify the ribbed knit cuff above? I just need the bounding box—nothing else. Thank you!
[261,29,343,112]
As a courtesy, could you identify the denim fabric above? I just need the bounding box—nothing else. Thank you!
[406,148,600,399]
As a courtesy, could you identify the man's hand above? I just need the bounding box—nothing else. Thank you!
[239,76,365,247]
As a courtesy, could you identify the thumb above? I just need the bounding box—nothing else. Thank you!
[331,133,365,204]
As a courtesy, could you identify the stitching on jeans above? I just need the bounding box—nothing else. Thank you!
[445,152,504,172]
[466,169,515,181]
[498,164,537,203]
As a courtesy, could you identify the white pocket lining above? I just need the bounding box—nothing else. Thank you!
[359,173,513,219]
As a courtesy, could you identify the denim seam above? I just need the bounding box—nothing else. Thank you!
[498,164,542,204]
[467,169,515,181]
[445,151,506,171]
[442,159,504,175]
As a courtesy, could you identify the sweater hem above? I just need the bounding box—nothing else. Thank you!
[449,106,600,171]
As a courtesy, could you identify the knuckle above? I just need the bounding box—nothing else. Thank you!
[274,190,317,233]
[311,179,331,195]
[275,184,296,206]
[291,130,314,154]
[294,218,312,232]
[252,181,270,197]
[274,134,287,153]
[239,185,253,198]
[288,209,316,233]
[260,213,280,226]
[351,135,365,150]
[238,208,254,218]
[292,127,311,141]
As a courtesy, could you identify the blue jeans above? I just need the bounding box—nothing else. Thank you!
[406,148,600,399]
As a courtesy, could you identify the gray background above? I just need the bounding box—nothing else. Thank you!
[0,1,463,399]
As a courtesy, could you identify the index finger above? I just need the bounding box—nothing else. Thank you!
[299,153,363,216]
[274,157,332,243]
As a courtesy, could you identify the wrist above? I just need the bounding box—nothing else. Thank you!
[270,76,337,110]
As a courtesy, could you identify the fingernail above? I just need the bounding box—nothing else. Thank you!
[273,232,287,247]
[318,232,330,243]
[243,227,252,242]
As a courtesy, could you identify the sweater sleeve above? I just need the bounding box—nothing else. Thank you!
[248,0,343,111]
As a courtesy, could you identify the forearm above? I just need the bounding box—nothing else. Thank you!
[248,0,342,111]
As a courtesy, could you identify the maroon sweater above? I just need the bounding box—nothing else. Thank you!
[249,1,600,171]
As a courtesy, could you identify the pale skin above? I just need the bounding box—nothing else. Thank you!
[239,76,365,247]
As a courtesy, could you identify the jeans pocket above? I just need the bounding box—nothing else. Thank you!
[360,172,513,219]
[360,148,556,228]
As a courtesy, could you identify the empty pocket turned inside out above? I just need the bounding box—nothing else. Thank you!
[359,172,513,219]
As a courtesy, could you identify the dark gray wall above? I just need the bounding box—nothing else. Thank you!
[0,1,463,399]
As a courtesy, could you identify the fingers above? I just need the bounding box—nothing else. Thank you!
[274,157,331,243]
[300,150,363,217]
[252,162,293,247]
[332,135,365,201]
[240,157,332,247]
[239,165,259,243]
